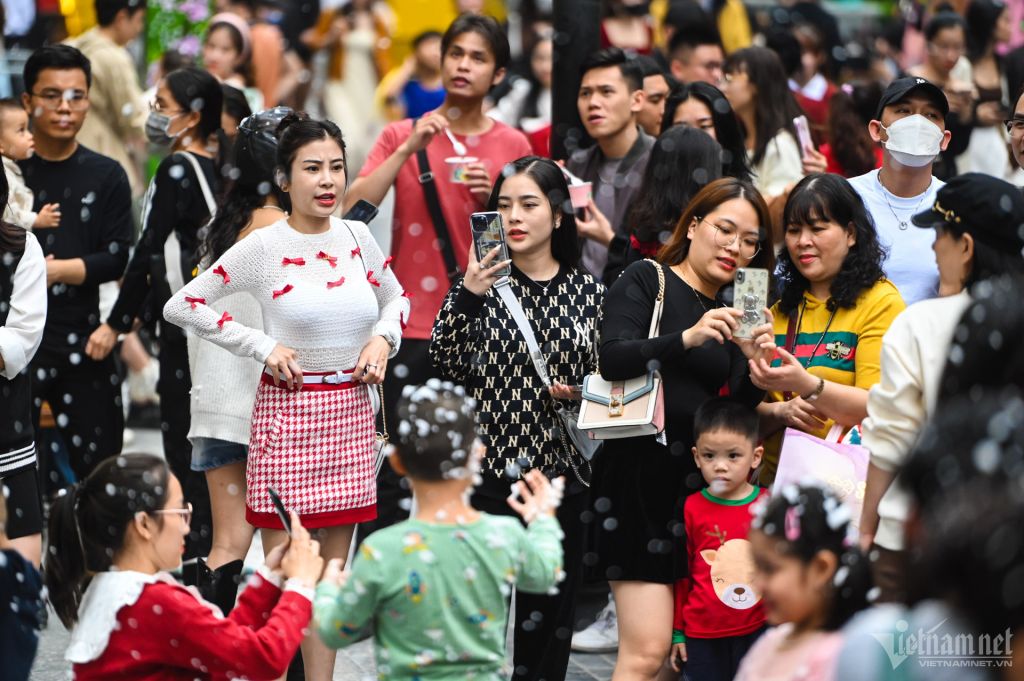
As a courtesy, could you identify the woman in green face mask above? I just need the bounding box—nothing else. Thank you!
[85,66,224,568]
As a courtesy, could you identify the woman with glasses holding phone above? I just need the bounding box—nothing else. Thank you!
[748,174,904,484]
[84,68,224,566]
[44,453,324,680]
[592,177,774,680]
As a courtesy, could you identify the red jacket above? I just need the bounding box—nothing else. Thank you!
[72,572,311,680]
[673,486,768,641]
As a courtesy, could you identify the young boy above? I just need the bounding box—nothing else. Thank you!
[0,491,45,681]
[0,100,60,230]
[671,397,769,681]
[313,381,564,679]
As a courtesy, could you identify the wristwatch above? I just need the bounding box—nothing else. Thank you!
[802,377,826,402]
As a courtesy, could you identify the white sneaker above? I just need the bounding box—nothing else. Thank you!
[571,599,618,653]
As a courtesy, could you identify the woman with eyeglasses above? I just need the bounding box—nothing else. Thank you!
[591,177,775,680]
[84,67,223,567]
[44,453,324,679]
[748,173,905,484]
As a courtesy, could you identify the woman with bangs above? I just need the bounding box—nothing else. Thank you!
[748,173,905,484]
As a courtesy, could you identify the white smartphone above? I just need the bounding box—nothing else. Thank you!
[733,267,769,339]
[793,115,814,155]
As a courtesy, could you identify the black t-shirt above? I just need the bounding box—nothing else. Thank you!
[20,145,133,358]
[107,152,219,334]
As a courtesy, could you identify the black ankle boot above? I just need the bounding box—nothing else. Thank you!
[197,558,244,615]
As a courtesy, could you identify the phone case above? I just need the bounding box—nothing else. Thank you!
[793,115,814,154]
[471,212,512,277]
[734,268,769,339]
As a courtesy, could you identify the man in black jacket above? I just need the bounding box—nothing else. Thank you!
[20,45,133,482]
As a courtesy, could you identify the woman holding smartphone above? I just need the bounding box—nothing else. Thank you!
[165,112,408,681]
[750,174,904,484]
[592,177,774,680]
[430,155,603,681]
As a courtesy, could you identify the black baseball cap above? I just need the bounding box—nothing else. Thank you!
[875,76,950,120]
[912,173,1024,253]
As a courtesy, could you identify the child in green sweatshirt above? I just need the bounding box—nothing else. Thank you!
[313,380,565,679]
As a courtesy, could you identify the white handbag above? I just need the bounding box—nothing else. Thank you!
[577,260,667,440]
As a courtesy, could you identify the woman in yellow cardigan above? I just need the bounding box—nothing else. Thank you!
[749,173,905,483]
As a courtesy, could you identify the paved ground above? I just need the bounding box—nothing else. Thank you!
[29,428,618,680]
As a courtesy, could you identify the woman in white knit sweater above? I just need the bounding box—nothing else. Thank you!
[165,112,408,680]
[186,107,293,613]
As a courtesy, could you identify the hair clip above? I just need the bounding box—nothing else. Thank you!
[785,506,801,541]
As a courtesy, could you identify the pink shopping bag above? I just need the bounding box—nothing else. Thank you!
[771,426,869,531]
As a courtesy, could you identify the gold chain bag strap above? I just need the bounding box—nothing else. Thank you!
[577,259,667,441]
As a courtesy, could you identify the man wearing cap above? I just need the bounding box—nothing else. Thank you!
[860,172,1024,602]
[848,76,952,306]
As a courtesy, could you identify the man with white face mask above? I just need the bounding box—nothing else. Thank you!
[849,77,952,305]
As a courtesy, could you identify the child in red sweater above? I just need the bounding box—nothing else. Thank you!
[43,453,323,680]
[670,398,769,681]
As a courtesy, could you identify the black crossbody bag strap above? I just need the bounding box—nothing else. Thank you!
[412,120,461,284]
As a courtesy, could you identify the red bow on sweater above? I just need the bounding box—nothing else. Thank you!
[401,290,411,298]
[351,247,361,257]
[217,311,232,328]
[327,276,345,289]
[273,284,294,299]
[185,296,205,309]
[383,255,394,269]
[317,251,338,268]
[281,257,305,266]
[366,271,380,287]
[213,265,230,284]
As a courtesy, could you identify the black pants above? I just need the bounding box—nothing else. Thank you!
[474,479,589,681]
[360,338,437,537]
[31,350,123,484]
[159,337,212,560]
[682,627,765,681]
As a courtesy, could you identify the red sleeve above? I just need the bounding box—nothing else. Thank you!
[673,577,691,636]
[135,581,311,679]
[227,571,284,630]
[359,121,404,178]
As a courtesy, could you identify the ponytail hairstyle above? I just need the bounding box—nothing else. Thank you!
[44,454,171,628]
[199,106,292,265]
[164,67,224,141]
[275,111,347,185]
[752,484,872,630]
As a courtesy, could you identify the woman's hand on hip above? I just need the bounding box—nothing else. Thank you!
[266,343,303,390]
[354,335,390,384]
[462,241,511,297]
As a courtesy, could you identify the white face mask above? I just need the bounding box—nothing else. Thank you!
[880,114,944,168]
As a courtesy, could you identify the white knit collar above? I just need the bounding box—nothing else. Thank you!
[66,570,221,663]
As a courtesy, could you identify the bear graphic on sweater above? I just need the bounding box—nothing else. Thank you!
[701,538,760,610]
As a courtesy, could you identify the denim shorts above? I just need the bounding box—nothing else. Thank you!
[191,437,248,472]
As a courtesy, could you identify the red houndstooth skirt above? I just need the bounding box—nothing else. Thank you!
[245,373,377,529]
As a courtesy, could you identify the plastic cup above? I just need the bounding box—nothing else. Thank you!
[568,181,593,209]
[445,156,479,183]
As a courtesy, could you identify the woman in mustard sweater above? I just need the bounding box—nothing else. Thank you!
[750,173,905,483]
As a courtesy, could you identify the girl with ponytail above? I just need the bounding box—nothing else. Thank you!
[734,484,872,681]
[44,453,323,680]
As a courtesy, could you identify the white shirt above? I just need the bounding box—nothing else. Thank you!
[0,231,46,379]
[164,218,408,372]
[861,292,971,550]
[848,169,943,306]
